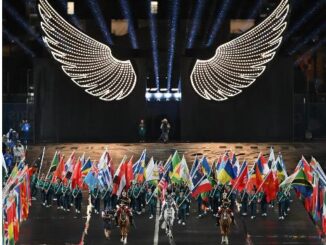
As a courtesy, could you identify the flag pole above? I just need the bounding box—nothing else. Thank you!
[37,146,46,179]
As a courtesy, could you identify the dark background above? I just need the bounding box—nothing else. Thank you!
[33,55,293,143]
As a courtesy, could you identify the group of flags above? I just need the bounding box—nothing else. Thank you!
[3,158,32,245]
[3,146,326,245]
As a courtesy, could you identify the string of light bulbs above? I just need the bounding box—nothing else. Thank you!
[38,0,136,101]
[190,0,289,101]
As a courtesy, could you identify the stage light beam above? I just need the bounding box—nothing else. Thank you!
[3,29,36,57]
[167,0,180,90]
[119,0,139,49]
[3,1,43,46]
[147,0,160,89]
[85,0,114,45]
[283,1,324,42]
[205,0,233,47]
[186,0,207,49]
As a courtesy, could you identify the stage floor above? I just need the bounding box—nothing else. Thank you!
[18,142,326,245]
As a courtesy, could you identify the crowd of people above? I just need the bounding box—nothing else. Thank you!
[29,175,293,228]
[2,120,31,178]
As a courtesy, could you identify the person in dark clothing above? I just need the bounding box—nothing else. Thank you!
[74,186,83,213]
[159,118,171,143]
[138,119,146,142]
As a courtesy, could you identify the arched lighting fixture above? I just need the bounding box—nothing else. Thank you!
[190,0,289,101]
[38,0,136,101]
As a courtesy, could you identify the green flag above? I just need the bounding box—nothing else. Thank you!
[171,150,181,169]
[49,151,59,173]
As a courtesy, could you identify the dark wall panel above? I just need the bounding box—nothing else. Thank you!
[34,55,293,143]
[34,58,147,142]
[180,56,294,141]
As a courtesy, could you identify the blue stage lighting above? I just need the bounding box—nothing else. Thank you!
[205,0,233,47]
[119,0,138,48]
[86,0,113,45]
[167,0,180,90]
[284,1,324,42]
[58,0,82,30]
[3,1,43,46]
[147,0,160,89]
[3,29,36,57]
[288,23,326,55]
[246,0,263,20]
[295,37,326,66]
[186,0,207,49]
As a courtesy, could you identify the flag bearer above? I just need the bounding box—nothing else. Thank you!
[277,188,286,220]
[54,179,63,209]
[240,190,249,216]
[62,181,71,211]
[36,174,46,205]
[31,171,38,200]
[249,190,257,219]
[44,178,53,207]
[258,192,268,216]
[102,188,111,210]
[176,191,190,226]
[74,185,83,213]
[91,186,100,214]
[145,188,157,219]
[132,183,141,214]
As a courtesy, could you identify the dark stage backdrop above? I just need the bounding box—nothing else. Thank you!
[34,56,293,143]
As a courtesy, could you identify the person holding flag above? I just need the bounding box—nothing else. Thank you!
[61,181,71,212]
[91,185,101,214]
[73,185,83,214]
[54,178,63,209]
[176,191,190,226]
[240,190,249,216]
[145,187,157,219]
[249,189,257,219]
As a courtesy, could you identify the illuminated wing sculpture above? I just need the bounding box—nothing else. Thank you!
[190,0,289,101]
[38,0,136,101]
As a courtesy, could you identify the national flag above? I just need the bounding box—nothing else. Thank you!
[179,156,194,191]
[217,159,236,185]
[98,149,110,170]
[200,156,211,176]
[7,200,16,245]
[190,156,199,178]
[311,175,320,221]
[158,161,164,179]
[267,147,275,169]
[232,161,248,192]
[20,179,29,221]
[52,155,65,182]
[84,170,98,191]
[1,153,8,176]
[145,157,159,182]
[275,154,287,182]
[322,187,326,233]
[48,151,60,173]
[71,158,83,189]
[98,164,113,191]
[261,171,279,202]
[112,157,127,197]
[81,158,92,177]
[310,157,326,187]
[133,150,146,183]
[171,150,181,170]
[290,169,313,198]
[191,163,213,197]
[256,153,269,175]
[64,152,76,179]
[126,157,134,189]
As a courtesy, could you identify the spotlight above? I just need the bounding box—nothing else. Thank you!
[164,93,172,100]
[145,92,152,101]
[154,92,163,100]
